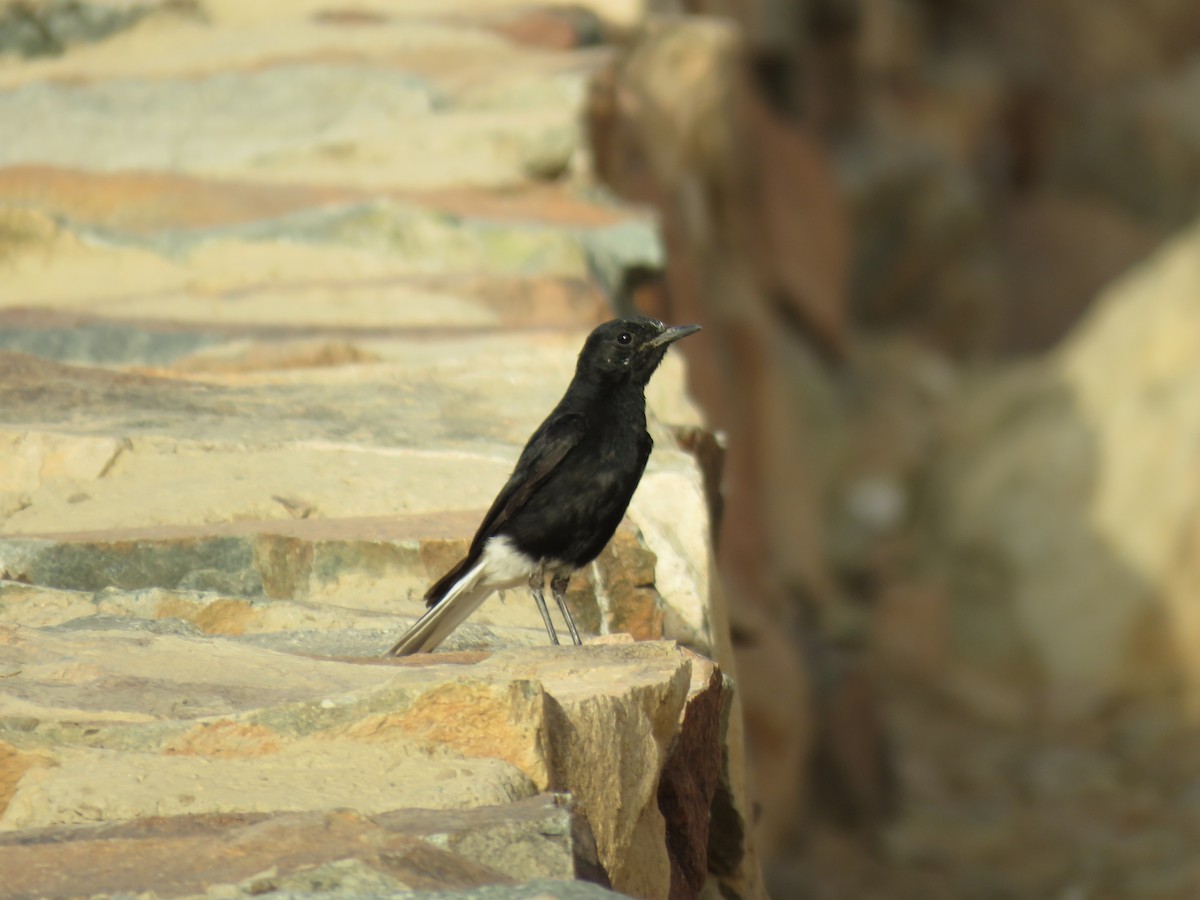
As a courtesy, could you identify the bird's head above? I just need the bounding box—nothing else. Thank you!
[576,316,702,387]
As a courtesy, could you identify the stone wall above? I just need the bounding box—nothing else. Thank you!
[587,1,1200,895]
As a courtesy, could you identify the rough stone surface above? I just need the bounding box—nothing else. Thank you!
[0,625,726,896]
[657,656,725,900]
[0,339,703,635]
[0,801,607,899]
[0,2,753,898]
[0,0,179,60]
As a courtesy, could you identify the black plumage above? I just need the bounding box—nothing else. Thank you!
[386,316,701,656]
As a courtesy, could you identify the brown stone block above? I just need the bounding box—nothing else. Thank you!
[598,524,663,641]
[0,741,56,820]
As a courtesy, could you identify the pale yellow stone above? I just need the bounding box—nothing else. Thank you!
[1,628,707,900]
[0,742,535,831]
[934,219,1200,718]
[0,432,124,494]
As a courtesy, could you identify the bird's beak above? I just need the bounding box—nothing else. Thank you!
[645,323,702,350]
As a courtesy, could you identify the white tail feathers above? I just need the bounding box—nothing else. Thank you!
[385,536,537,656]
[386,559,492,656]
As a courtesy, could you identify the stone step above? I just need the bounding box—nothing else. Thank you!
[0,4,599,91]
[0,633,724,899]
[0,579,550,659]
[0,167,632,234]
[0,1,748,896]
[0,291,610,368]
[0,17,598,188]
[0,335,698,452]
[0,510,668,645]
[0,344,710,645]
[0,800,609,899]
[0,201,660,317]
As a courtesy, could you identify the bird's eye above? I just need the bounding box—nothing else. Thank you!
[617,332,633,345]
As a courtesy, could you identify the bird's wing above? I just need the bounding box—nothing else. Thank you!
[422,412,586,607]
[471,411,587,550]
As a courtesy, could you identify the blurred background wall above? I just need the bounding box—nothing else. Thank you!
[589,0,1200,895]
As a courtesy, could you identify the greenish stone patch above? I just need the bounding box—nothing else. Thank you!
[0,536,260,594]
[309,538,424,590]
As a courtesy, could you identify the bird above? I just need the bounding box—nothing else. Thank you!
[386,316,701,656]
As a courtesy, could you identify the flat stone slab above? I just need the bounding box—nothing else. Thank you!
[0,11,598,189]
[0,634,723,898]
[0,580,551,657]
[0,167,632,233]
[0,342,710,644]
[0,799,607,899]
[0,202,660,318]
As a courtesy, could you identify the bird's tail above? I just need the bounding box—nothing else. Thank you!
[386,558,493,656]
[424,553,478,607]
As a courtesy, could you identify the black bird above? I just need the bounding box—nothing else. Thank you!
[386,316,701,656]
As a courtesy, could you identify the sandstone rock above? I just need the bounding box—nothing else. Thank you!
[0,625,387,729]
[0,166,364,234]
[921,218,1200,719]
[2,742,537,832]
[371,797,600,884]
[0,740,55,817]
[0,800,610,899]
[0,205,58,263]
[0,628,726,898]
[0,0,177,59]
[626,458,713,649]
[0,431,124,494]
[0,312,224,368]
[592,525,664,641]
[658,655,725,898]
[0,66,425,171]
[12,583,549,663]
[0,57,591,191]
[496,642,694,897]
[0,333,709,648]
[0,3,758,897]
[485,6,608,51]
[0,167,629,235]
[0,581,403,647]
[0,495,700,644]
[0,201,659,316]
[0,0,641,88]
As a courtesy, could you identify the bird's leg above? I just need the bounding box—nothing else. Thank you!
[551,572,582,646]
[529,565,559,645]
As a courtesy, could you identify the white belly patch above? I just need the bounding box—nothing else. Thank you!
[479,535,538,589]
